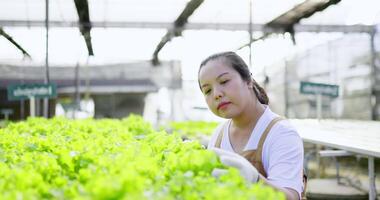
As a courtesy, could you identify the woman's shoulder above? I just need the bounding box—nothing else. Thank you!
[268,118,302,142]
[207,120,229,149]
[275,118,298,133]
[265,107,297,133]
[264,118,303,155]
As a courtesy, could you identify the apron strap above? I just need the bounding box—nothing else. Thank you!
[214,122,227,148]
[255,117,284,163]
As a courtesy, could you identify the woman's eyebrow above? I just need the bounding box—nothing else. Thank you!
[200,72,229,89]
[200,83,209,89]
[217,72,229,79]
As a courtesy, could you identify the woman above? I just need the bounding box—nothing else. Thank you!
[198,51,304,200]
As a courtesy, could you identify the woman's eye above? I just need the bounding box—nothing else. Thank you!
[221,80,229,84]
[204,89,211,95]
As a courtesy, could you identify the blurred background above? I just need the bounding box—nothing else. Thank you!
[0,0,379,125]
[1,1,380,199]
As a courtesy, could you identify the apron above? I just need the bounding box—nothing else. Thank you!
[214,117,307,199]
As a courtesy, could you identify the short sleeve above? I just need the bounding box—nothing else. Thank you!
[207,122,225,149]
[264,123,304,198]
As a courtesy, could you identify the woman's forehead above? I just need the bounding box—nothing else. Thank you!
[199,59,235,78]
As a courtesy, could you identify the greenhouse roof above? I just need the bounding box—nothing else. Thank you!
[0,0,379,79]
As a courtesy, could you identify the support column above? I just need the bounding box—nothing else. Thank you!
[43,0,50,118]
[370,29,379,120]
[368,156,376,200]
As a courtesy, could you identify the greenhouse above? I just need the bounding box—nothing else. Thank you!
[1,0,380,199]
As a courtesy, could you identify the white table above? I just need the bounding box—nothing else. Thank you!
[290,119,380,200]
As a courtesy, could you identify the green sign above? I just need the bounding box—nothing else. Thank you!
[7,83,57,101]
[300,81,339,98]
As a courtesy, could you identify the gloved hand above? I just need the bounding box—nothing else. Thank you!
[198,135,210,148]
[210,148,260,183]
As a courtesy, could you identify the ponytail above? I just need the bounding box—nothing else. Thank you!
[252,79,269,105]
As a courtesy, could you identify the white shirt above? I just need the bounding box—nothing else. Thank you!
[207,106,304,197]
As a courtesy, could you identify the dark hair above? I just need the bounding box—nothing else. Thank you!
[198,51,269,105]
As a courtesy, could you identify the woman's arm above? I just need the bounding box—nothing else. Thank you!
[259,124,304,200]
[258,174,300,200]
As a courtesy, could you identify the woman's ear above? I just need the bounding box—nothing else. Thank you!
[247,81,253,89]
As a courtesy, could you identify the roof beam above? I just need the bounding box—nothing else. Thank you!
[152,0,204,66]
[240,0,342,48]
[1,20,258,30]
[267,0,341,28]
[269,0,341,43]
[73,0,94,56]
[0,20,374,33]
[0,27,31,58]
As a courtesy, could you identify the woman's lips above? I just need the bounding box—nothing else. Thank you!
[217,102,231,110]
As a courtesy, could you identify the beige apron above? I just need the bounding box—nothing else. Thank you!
[214,117,307,199]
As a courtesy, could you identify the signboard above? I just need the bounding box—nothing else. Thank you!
[300,81,339,98]
[7,83,57,101]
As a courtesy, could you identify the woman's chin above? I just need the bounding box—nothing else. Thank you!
[216,110,233,119]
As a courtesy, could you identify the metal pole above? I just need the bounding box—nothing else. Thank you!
[316,144,321,178]
[30,96,35,117]
[20,100,25,120]
[85,57,91,100]
[43,0,50,118]
[74,63,80,119]
[248,0,253,68]
[36,98,40,116]
[20,68,25,120]
[284,59,289,117]
[368,156,376,200]
[316,92,323,178]
[317,93,322,120]
[370,29,378,120]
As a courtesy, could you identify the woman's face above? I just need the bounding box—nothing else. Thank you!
[198,59,253,119]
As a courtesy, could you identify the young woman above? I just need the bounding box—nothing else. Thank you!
[198,51,305,200]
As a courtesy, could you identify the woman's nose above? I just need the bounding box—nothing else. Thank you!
[213,87,223,100]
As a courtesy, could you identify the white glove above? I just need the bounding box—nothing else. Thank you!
[210,148,260,183]
[198,135,210,148]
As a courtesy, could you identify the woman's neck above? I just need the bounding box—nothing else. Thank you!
[231,100,265,131]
